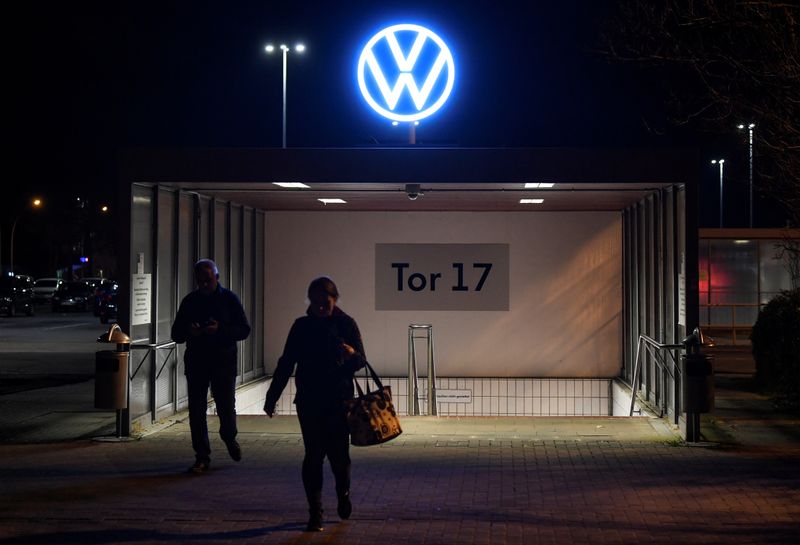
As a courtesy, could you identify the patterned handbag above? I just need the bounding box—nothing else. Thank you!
[346,362,402,446]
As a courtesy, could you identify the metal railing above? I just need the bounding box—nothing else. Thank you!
[131,340,178,422]
[408,324,437,415]
[629,335,684,421]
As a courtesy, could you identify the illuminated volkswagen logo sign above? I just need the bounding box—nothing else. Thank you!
[357,24,455,123]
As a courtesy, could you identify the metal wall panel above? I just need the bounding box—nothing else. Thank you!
[622,184,690,423]
[155,188,177,414]
[128,185,266,424]
[129,185,154,421]
[243,208,255,379]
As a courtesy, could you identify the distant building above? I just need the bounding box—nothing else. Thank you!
[699,228,800,345]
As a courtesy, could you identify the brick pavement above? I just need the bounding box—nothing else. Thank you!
[1,416,798,545]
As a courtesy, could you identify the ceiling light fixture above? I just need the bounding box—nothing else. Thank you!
[318,198,347,205]
[524,182,555,188]
[273,182,310,189]
[520,199,544,204]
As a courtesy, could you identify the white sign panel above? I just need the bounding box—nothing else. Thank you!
[131,274,152,326]
[436,389,472,403]
[375,243,509,310]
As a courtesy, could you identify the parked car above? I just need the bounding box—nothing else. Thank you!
[98,283,119,324]
[0,274,35,316]
[93,280,117,316]
[79,278,101,310]
[82,277,103,291]
[51,281,93,312]
[33,277,63,303]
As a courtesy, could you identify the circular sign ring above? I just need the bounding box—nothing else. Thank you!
[357,24,455,123]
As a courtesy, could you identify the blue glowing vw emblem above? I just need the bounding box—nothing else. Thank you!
[358,24,455,122]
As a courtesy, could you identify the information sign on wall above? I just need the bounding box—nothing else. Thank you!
[436,389,473,403]
[375,243,509,310]
[131,274,152,326]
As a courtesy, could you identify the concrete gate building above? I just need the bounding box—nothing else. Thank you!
[116,147,698,435]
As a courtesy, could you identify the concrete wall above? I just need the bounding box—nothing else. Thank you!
[264,211,621,378]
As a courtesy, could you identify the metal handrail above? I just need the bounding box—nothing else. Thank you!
[130,341,177,379]
[408,324,437,416]
[628,335,684,418]
[130,340,178,422]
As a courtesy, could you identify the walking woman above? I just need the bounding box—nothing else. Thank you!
[264,277,367,532]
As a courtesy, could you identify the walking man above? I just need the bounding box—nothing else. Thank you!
[171,259,251,473]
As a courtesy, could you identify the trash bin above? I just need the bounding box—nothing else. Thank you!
[95,350,129,409]
[682,353,714,413]
[95,324,132,411]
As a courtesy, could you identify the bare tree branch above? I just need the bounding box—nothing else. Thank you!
[601,1,800,225]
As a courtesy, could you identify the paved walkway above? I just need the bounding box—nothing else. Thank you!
[1,413,798,545]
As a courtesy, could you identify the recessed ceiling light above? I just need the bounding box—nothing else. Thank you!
[524,182,555,188]
[318,198,347,205]
[273,182,310,189]
[520,199,544,204]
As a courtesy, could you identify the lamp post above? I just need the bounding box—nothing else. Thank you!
[711,159,725,228]
[737,123,755,228]
[9,198,43,275]
[264,42,305,148]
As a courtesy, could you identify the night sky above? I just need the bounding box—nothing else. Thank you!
[6,0,774,267]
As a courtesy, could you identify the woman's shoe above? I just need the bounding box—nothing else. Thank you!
[337,490,352,520]
[305,511,323,532]
[187,459,210,474]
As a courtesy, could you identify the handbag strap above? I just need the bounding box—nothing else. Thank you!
[353,361,384,395]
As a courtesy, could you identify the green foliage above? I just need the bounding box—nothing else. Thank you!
[750,289,800,411]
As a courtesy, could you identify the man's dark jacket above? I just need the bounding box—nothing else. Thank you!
[266,307,366,407]
[171,285,251,376]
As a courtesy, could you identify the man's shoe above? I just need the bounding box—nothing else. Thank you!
[305,512,323,532]
[188,459,210,474]
[337,490,352,520]
[225,440,242,462]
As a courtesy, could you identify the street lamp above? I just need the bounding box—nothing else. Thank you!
[711,159,725,228]
[9,197,43,274]
[737,123,756,228]
[264,42,305,148]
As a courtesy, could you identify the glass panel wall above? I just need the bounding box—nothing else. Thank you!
[698,236,798,345]
[230,204,243,382]
[128,185,265,425]
[130,185,154,421]
[243,208,255,379]
[214,201,228,287]
[255,212,266,376]
[176,193,195,408]
[760,240,794,302]
[155,189,177,415]
[623,186,688,424]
